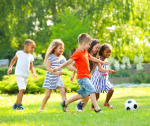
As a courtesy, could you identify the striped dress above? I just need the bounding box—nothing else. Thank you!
[43,54,66,89]
[91,64,112,93]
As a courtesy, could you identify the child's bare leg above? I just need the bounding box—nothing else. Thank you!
[91,93,99,109]
[81,96,90,108]
[65,94,83,106]
[40,89,52,110]
[105,88,114,104]
[90,93,100,111]
[57,87,67,111]
[16,89,26,104]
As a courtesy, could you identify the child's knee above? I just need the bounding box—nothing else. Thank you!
[19,89,26,93]
[110,88,114,93]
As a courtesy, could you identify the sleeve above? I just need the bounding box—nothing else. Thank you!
[48,54,53,62]
[70,51,79,60]
[60,55,66,64]
[87,52,90,58]
[16,51,20,58]
[30,55,34,62]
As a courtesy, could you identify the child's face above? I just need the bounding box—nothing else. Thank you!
[91,43,100,55]
[84,41,92,51]
[54,44,64,55]
[26,43,35,54]
[102,47,111,58]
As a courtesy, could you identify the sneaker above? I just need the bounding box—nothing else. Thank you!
[38,107,45,113]
[16,104,26,110]
[12,103,17,110]
[76,101,84,112]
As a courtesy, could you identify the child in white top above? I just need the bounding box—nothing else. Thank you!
[7,39,37,110]
[39,39,76,112]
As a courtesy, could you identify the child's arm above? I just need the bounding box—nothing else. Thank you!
[53,58,74,72]
[7,55,18,75]
[70,71,76,82]
[108,70,116,74]
[30,62,37,78]
[97,63,109,73]
[89,55,108,65]
[46,61,63,76]
[67,65,77,72]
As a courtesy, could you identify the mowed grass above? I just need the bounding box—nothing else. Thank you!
[0,87,150,126]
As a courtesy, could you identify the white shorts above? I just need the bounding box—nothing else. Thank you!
[15,76,28,90]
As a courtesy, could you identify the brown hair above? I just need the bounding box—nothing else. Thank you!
[99,43,112,56]
[78,33,92,44]
[24,39,35,46]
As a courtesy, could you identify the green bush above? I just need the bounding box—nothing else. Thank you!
[109,70,130,78]
[130,70,150,84]
[0,67,15,81]
[0,67,79,94]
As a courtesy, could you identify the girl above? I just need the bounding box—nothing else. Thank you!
[71,39,108,112]
[91,43,116,109]
[39,39,76,112]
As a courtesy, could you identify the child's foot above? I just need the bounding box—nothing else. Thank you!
[38,107,45,113]
[60,101,67,112]
[94,109,103,113]
[12,103,17,110]
[104,102,113,109]
[76,101,84,112]
[16,104,27,110]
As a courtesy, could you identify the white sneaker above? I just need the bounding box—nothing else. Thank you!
[38,107,45,113]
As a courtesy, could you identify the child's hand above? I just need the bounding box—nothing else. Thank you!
[102,61,108,65]
[7,67,12,75]
[70,75,74,82]
[32,73,38,78]
[110,70,116,74]
[56,71,63,76]
[104,69,109,73]
[53,67,59,72]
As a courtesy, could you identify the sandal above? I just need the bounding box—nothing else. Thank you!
[104,103,113,109]
[94,109,102,113]
[60,101,67,112]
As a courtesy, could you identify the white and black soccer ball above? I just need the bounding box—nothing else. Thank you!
[124,99,139,111]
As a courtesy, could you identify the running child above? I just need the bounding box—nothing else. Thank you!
[53,33,108,113]
[39,39,76,112]
[7,39,37,110]
[91,43,116,109]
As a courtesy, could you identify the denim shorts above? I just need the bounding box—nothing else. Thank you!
[77,78,96,98]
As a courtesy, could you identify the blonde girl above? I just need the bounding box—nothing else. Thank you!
[39,39,76,112]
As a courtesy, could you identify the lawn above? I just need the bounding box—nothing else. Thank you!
[0,87,150,126]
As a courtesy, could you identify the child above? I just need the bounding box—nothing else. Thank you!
[39,39,76,112]
[91,43,116,109]
[53,33,108,113]
[74,39,108,112]
[7,39,37,110]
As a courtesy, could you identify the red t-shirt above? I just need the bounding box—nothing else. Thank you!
[70,49,91,79]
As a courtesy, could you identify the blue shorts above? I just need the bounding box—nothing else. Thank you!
[77,78,96,98]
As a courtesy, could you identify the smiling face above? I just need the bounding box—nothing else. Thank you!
[102,47,111,59]
[91,43,100,55]
[54,44,64,56]
[25,42,36,54]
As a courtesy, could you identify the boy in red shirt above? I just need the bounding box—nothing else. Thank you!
[53,33,108,113]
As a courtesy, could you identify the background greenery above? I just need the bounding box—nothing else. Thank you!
[0,0,150,62]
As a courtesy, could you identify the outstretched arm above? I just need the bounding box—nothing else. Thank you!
[53,58,74,72]
[30,62,37,78]
[7,55,18,75]
[97,63,109,73]
[108,69,116,74]
[89,55,108,65]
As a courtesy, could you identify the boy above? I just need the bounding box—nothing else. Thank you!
[53,33,108,113]
[7,39,37,110]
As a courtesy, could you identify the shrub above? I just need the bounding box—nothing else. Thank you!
[0,67,79,94]
[130,69,150,84]
[109,70,130,78]
[0,67,15,81]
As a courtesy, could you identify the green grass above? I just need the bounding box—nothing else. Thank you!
[0,87,150,126]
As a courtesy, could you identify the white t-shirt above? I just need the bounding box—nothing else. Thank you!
[15,51,34,77]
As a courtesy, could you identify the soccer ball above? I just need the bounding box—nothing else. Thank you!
[124,99,139,111]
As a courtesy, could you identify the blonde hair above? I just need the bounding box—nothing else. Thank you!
[78,33,92,44]
[43,39,64,65]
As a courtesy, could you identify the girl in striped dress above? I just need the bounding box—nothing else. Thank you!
[91,43,116,109]
[39,39,76,112]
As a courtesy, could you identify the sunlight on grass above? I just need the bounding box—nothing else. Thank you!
[0,87,150,126]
